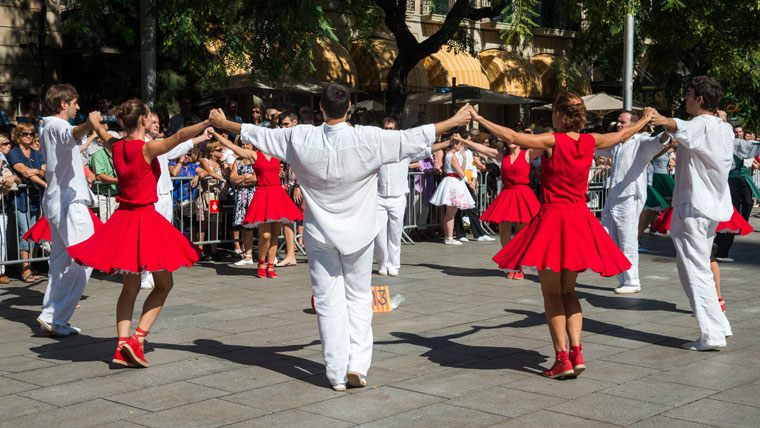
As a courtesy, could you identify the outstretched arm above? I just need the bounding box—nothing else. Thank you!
[88,111,120,150]
[592,107,656,149]
[209,129,257,164]
[144,120,210,161]
[433,104,473,135]
[457,136,503,161]
[471,111,555,150]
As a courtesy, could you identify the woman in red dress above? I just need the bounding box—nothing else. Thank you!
[467,95,655,378]
[461,138,542,280]
[210,129,303,278]
[68,99,207,368]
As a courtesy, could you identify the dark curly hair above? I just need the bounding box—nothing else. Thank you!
[688,76,722,113]
[553,93,588,132]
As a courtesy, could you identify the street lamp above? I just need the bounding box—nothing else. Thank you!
[12,72,29,119]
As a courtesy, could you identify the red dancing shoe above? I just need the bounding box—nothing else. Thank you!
[112,337,135,367]
[569,345,586,377]
[266,263,278,279]
[121,328,150,368]
[257,260,266,278]
[512,269,524,280]
[542,351,574,379]
[506,271,515,279]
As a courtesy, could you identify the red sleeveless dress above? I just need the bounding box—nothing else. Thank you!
[24,211,103,243]
[480,150,540,224]
[493,133,631,276]
[652,206,752,236]
[241,154,303,227]
[68,139,201,273]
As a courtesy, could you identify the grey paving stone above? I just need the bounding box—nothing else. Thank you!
[509,375,617,398]
[607,343,713,370]
[390,366,525,399]
[300,386,445,424]
[602,378,717,407]
[225,409,354,428]
[580,359,662,384]
[628,415,719,428]
[650,359,760,391]
[549,392,670,425]
[129,398,267,428]
[5,360,114,387]
[0,398,147,428]
[107,380,228,411]
[709,381,760,408]
[187,364,313,393]
[0,394,56,419]
[448,385,566,417]
[665,398,760,428]
[221,378,341,413]
[487,409,619,428]
[20,375,141,407]
[0,376,37,396]
[358,402,507,427]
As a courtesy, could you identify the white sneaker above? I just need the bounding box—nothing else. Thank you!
[331,383,346,392]
[347,371,367,388]
[459,237,469,242]
[234,249,243,255]
[378,268,388,276]
[614,285,641,294]
[387,268,399,277]
[38,318,81,337]
[140,282,155,290]
[444,238,462,245]
[462,216,470,226]
[477,235,495,242]
[681,339,724,351]
[234,257,254,266]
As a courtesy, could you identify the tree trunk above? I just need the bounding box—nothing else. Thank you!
[386,55,411,117]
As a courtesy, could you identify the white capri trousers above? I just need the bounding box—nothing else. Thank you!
[602,195,644,287]
[670,205,732,347]
[306,234,374,387]
[39,202,94,327]
[374,194,407,273]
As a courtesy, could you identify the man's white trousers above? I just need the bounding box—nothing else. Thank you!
[602,195,644,287]
[141,193,174,285]
[39,202,94,327]
[374,194,407,272]
[306,234,374,386]
[671,205,732,347]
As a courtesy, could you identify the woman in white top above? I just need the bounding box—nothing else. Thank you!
[429,138,475,244]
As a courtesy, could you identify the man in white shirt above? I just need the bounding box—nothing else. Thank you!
[598,111,669,294]
[36,84,97,336]
[650,76,733,351]
[140,113,209,290]
[374,117,420,277]
[209,84,470,391]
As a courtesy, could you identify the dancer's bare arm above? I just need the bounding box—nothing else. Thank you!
[471,111,555,150]
[593,107,656,149]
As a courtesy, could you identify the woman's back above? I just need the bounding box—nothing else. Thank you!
[113,139,159,205]
[541,133,596,204]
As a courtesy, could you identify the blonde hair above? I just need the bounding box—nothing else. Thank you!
[13,122,36,143]
[205,140,222,155]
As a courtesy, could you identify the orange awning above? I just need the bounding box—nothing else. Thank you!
[350,38,429,92]
[422,48,490,90]
[531,53,592,98]
[311,38,358,88]
[478,49,543,98]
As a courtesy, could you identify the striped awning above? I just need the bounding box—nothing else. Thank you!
[350,38,429,93]
[311,38,358,88]
[422,48,490,90]
[531,53,592,98]
[478,49,543,98]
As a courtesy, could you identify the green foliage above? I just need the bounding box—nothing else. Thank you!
[499,0,540,44]
[567,0,760,130]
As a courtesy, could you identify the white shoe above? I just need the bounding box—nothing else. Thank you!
[140,283,154,290]
[681,339,724,351]
[331,383,346,392]
[614,285,641,294]
[347,371,367,388]
[387,268,399,277]
[38,318,81,337]
[378,268,388,276]
[459,237,469,242]
[234,257,254,266]
[477,235,495,242]
[234,249,243,255]
[715,257,734,263]
[444,238,462,245]
[462,216,470,227]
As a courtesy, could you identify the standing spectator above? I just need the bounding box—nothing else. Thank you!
[8,123,46,282]
[230,141,257,266]
[226,101,243,141]
[90,145,119,221]
[197,141,226,260]
[251,106,263,126]
[169,148,202,210]
[166,97,200,136]
[276,111,303,267]
[97,96,117,126]
[0,133,20,284]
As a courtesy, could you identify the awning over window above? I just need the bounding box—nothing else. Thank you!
[311,38,358,88]
[478,49,543,98]
[350,38,430,93]
[530,53,592,98]
[422,48,490,90]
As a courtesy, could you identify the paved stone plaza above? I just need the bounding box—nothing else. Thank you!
[1,216,759,427]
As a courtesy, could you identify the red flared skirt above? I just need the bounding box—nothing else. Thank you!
[68,204,201,274]
[480,184,540,224]
[242,185,304,228]
[653,206,752,236]
[493,202,631,277]
[23,209,104,243]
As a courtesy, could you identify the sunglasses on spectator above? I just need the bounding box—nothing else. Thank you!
[20,132,35,137]
[252,110,261,114]
[1,142,11,146]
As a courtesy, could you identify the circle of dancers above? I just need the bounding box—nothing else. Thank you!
[28,75,757,385]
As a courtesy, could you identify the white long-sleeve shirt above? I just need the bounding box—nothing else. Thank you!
[39,116,94,214]
[597,133,668,201]
[670,115,733,221]
[239,122,436,253]
[377,149,430,197]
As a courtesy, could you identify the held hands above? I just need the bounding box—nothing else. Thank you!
[452,104,474,127]
[648,108,670,127]
[209,109,227,128]
[716,110,728,122]
[88,111,103,129]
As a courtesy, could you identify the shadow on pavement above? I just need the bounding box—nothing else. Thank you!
[415,263,507,278]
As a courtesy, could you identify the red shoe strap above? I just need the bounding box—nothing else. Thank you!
[134,327,149,337]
